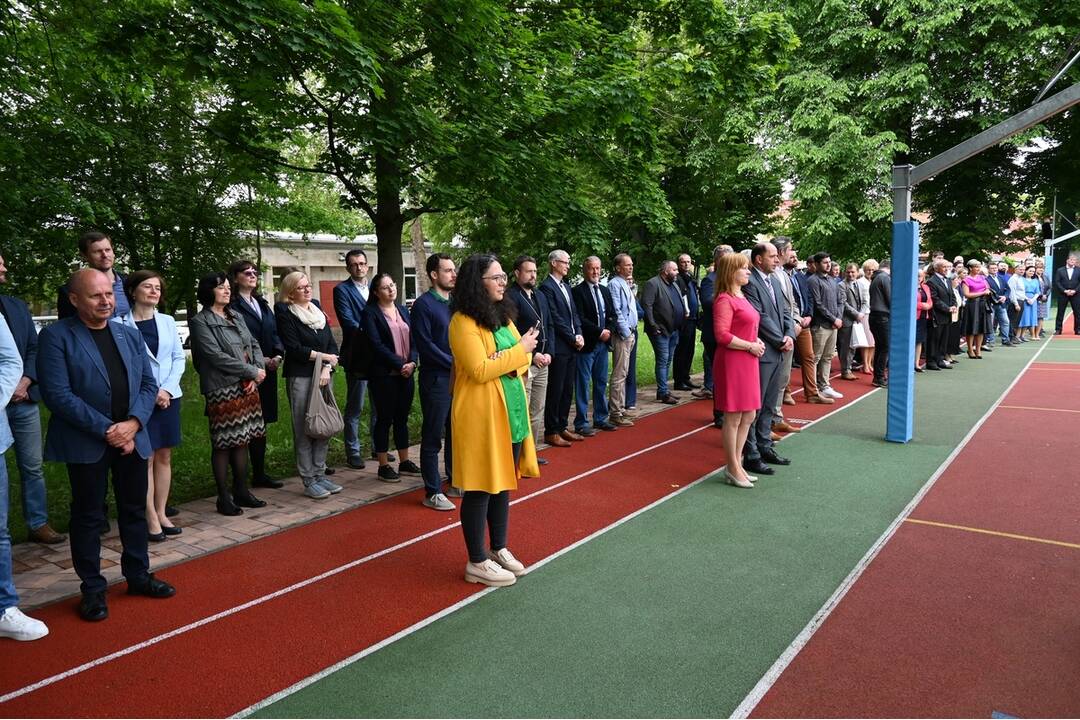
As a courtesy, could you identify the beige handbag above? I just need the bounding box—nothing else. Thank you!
[304,357,344,439]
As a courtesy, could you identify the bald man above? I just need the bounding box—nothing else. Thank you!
[37,269,175,622]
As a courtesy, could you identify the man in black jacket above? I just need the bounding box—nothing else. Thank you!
[673,254,701,391]
[640,260,686,404]
[807,252,843,399]
[539,250,584,446]
[926,259,956,371]
[1053,254,1080,335]
[572,257,619,434]
[868,260,892,387]
[508,256,554,458]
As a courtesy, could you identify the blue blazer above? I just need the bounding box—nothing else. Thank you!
[116,311,186,399]
[362,302,418,376]
[333,280,369,365]
[230,294,284,360]
[0,294,40,402]
[792,270,814,318]
[37,317,158,463]
[539,275,582,355]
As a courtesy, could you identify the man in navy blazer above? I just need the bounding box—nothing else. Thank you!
[508,255,555,456]
[333,249,379,469]
[742,243,796,476]
[37,269,175,622]
[572,256,619,434]
[539,249,585,446]
[0,253,65,544]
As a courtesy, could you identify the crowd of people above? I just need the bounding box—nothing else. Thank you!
[2,231,1079,641]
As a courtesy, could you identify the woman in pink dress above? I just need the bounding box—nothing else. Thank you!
[712,253,765,488]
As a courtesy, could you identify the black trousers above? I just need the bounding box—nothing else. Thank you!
[368,374,415,453]
[869,314,890,384]
[544,352,575,435]
[460,443,520,563]
[68,447,150,595]
[1055,293,1080,333]
[926,320,948,367]
[673,319,698,386]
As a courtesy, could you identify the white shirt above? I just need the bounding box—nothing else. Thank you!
[353,279,369,302]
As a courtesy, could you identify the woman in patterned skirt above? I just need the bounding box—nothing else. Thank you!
[189,272,268,516]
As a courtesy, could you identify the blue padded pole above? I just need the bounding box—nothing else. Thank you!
[885,221,919,443]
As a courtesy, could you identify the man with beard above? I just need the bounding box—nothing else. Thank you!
[508,256,554,460]
[411,253,458,510]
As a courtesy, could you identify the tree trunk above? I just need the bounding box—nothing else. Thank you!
[411,217,428,294]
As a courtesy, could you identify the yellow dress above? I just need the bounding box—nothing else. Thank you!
[448,313,539,493]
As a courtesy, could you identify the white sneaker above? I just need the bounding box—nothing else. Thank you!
[465,559,516,587]
[822,386,844,399]
[488,547,526,576]
[0,607,49,641]
[422,493,455,511]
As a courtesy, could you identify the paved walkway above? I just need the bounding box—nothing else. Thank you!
[11,379,706,609]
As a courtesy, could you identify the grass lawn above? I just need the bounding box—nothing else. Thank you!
[4,323,703,542]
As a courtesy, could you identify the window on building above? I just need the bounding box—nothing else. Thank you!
[404,266,417,301]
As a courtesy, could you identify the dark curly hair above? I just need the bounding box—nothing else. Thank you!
[450,254,516,331]
[197,271,234,318]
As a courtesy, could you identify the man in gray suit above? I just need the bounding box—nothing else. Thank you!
[741,242,796,475]
[640,260,686,405]
[836,263,863,381]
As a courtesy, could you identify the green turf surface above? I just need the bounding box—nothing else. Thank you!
[254,343,1041,718]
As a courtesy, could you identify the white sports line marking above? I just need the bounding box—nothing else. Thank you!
[729,339,1051,719]
[0,418,713,707]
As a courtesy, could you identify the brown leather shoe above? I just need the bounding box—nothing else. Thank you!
[561,430,585,442]
[29,524,67,545]
[807,394,835,405]
[772,421,801,433]
[783,392,796,406]
[840,371,857,380]
[545,433,572,448]
[611,416,635,427]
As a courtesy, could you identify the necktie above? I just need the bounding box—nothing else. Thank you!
[764,273,776,308]
[593,284,603,325]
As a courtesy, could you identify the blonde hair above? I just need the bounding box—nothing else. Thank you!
[862,259,879,272]
[716,252,750,295]
[279,271,309,304]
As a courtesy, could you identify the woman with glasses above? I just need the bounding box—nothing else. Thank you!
[275,271,342,499]
[228,260,285,490]
[189,272,267,515]
[362,272,421,482]
[449,254,540,586]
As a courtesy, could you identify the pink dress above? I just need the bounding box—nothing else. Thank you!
[712,292,762,413]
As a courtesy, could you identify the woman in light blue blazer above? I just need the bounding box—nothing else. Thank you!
[118,270,186,541]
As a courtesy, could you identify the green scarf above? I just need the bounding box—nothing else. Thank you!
[493,324,529,443]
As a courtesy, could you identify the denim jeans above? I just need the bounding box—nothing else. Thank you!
[418,369,452,496]
[0,457,17,611]
[343,373,375,461]
[5,402,48,530]
[650,330,680,398]
[986,302,1010,345]
[574,343,610,430]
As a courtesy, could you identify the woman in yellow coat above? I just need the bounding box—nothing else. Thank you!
[449,254,540,587]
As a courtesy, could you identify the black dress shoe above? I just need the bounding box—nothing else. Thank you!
[925,364,940,370]
[216,498,243,516]
[761,450,791,466]
[325,467,336,475]
[234,492,267,508]
[79,592,108,622]
[595,422,618,431]
[252,476,284,489]
[537,458,549,465]
[148,530,167,543]
[742,458,775,475]
[127,574,176,599]
[576,427,598,437]
[872,380,888,388]
[162,526,183,536]
[673,384,694,391]
[346,457,366,470]
[165,505,180,518]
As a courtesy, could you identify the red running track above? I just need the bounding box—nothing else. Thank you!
[751,342,1080,718]
[1,369,879,718]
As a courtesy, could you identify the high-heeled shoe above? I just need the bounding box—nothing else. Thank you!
[723,468,754,488]
[147,530,167,542]
[233,492,267,509]
[162,526,182,536]
[216,498,243,516]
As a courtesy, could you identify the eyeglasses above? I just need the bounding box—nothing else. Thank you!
[242,270,259,277]
[483,273,508,284]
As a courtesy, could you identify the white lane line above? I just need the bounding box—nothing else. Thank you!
[237,383,885,718]
[0,420,713,706]
[730,339,1051,719]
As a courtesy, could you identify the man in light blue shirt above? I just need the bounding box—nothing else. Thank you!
[607,253,638,426]
[0,313,50,641]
